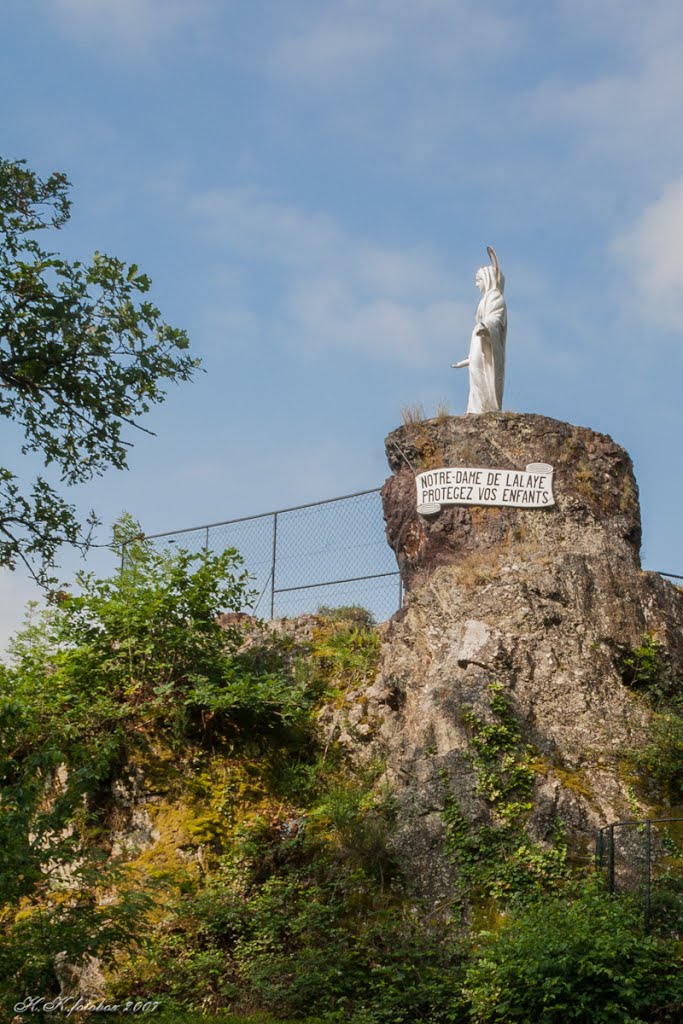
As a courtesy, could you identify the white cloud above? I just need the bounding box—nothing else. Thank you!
[188,188,453,299]
[49,0,213,54]
[536,60,683,164]
[285,277,466,367]
[356,245,451,298]
[251,438,381,505]
[533,2,683,170]
[611,175,683,331]
[188,186,469,367]
[268,0,518,85]
[272,18,390,81]
[190,188,342,270]
[202,302,262,353]
[559,0,683,51]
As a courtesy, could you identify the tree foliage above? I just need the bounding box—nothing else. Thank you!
[0,157,199,580]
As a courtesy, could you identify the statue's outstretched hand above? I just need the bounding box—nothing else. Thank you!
[452,358,469,368]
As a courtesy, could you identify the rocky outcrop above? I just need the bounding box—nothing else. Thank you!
[324,414,683,902]
[54,952,106,1002]
[383,412,642,592]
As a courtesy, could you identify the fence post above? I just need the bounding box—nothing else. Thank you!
[596,828,603,870]
[270,512,278,619]
[644,819,652,933]
[608,825,615,894]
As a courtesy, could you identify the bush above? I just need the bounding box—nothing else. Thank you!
[442,684,569,908]
[310,618,381,692]
[2,534,318,757]
[620,632,670,700]
[0,535,321,1014]
[620,633,683,803]
[231,870,466,1022]
[464,884,683,1023]
[630,712,683,804]
[317,605,376,629]
[112,752,464,1023]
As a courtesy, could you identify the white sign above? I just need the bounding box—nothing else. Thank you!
[416,463,555,515]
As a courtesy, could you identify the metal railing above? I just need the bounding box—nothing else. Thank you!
[131,488,402,623]
[596,818,683,933]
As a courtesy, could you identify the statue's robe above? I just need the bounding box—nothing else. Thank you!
[467,265,507,414]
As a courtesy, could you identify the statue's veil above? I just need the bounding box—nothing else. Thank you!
[486,246,504,293]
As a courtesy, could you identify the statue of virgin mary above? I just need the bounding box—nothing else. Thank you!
[452,247,507,414]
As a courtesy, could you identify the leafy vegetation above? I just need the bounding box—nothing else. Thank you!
[309,613,381,694]
[442,683,568,909]
[620,632,680,707]
[631,714,683,804]
[620,632,683,804]
[0,157,198,581]
[1,559,680,1022]
[0,534,320,1014]
[118,847,465,1021]
[316,604,376,629]
[465,883,683,1023]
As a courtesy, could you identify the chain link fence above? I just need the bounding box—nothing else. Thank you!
[123,483,683,628]
[596,818,683,934]
[133,488,402,623]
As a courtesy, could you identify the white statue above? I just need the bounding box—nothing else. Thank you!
[452,246,507,414]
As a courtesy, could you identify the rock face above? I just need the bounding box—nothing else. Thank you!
[333,414,683,902]
[54,951,106,1002]
[383,412,643,592]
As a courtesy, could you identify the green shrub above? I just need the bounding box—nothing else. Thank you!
[442,684,569,908]
[310,618,381,692]
[317,605,376,629]
[464,884,683,1023]
[620,631,683,712]
[0,535,321,1014]
[630,712,683,804]
[231,871,466,1022]
[620,633,683,803]
[112,750,465,1023]
[132,1014,296,1024]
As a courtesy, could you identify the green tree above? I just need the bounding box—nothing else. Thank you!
[0,157,198,582]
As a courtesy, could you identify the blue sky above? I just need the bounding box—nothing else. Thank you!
[2,0,683,643]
